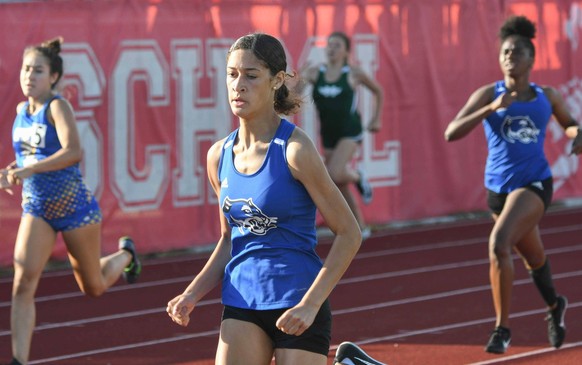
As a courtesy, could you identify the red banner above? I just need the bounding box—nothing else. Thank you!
[1,0,581,265]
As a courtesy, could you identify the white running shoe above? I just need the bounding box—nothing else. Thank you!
[334,341,387,365]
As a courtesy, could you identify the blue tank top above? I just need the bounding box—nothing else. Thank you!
[12,95,95,221]
[217,119,321,310]
[483,81,552,193]
[13,95,63,168]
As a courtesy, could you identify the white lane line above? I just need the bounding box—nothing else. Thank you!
[2,270,580,338]
[467,340,582,364]
[28,330,221,364]
[1,243,581,309]
[1,219,580,285]
[26,302,582,364]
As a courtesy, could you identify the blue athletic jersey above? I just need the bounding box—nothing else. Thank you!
[483,81,553,193]
[12,95,101,230]
[218,119,321,310]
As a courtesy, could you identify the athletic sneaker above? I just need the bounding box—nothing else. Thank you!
[119,236,141,284]
[4,358,23,365]
[356,169,373,205]
[361,226,371,241]
[334,341,386,365]
[547,295,568,348]
[485,326,511,354]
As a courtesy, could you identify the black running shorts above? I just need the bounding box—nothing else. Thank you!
[487,177,553,215]
[221,300,331,356]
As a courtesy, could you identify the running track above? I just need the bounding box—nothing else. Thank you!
[1,207,581,364]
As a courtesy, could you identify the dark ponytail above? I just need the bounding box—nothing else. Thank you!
[24,37,64,89]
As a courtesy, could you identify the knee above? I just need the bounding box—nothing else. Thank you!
[12,267,41,298]
[80,282,106,298]
[489,234,512,261]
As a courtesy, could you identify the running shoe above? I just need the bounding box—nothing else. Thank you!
[4,358,23,365]
[547,295,567,348]
[484,326,511,354]
[334,341,386,365]
[356,169,373,205]
[119,236,141,284]
[361,226,371,241]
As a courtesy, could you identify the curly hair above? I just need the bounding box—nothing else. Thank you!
[499,16,536,58]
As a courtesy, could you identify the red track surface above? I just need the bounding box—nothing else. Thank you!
[1,207,581,364]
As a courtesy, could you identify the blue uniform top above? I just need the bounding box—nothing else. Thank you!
[13,95,64,168]
[483,81,553,193]
[12,95,99,226]
[217,119,322,310]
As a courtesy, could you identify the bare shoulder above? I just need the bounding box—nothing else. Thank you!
[16,101,26,114]
[50,97,74,113]
[469,82,496,103]
[207,137,228,165]
[539,85,562,102]
[349,63,366,77]
[302,64,322,84]
[286,126,322,181]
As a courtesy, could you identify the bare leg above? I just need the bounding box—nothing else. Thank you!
[275,348,327,365]
[324,139,366,230]
[216,319,274,365]
[62,223,131,297]
[11,215,57,364]
[489,189,544,328]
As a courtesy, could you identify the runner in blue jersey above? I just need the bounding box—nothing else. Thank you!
[301,32,384,240]
[167,33,362,365]
[445,16,582,354]
[0,38,141,365]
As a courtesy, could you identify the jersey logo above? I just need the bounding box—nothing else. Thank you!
[13,123,47,148]
[222,196,278,235]
[501,115,540,144]
[317,84,343,98]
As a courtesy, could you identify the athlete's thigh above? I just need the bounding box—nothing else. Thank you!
[61,223,102,280]
[216,318,274,365]
[274,347,327,365]
[325,139,359,175]
[513,225,546,269]
[492,188,545,246]
[13,214,57,279]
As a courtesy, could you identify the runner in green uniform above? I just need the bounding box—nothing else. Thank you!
[302,31,383,238]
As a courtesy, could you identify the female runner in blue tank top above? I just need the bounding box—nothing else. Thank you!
[166,33,363,365]
[445,16,582,354]
[0,38,140,365]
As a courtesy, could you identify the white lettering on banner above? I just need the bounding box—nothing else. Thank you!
[56,36,396,212]
[77,110,104,198]
[355,35,401,186]
[61,43,105,198]
[298,35,401,187]
[171,38,232,207]
[565,3,582,50]
[110,40,171,211]
[552,77,582,191]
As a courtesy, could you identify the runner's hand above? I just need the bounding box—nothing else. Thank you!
[167,294,195,327]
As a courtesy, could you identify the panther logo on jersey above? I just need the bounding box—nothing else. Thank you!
[501,115,540,144]
[222,196,278,235]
